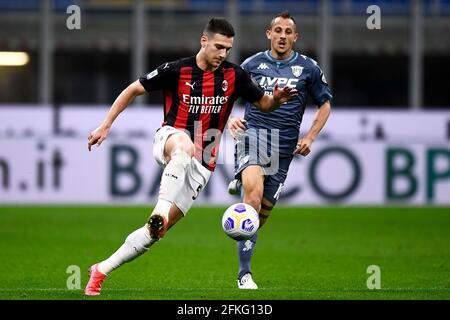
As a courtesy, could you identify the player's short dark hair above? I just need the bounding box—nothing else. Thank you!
[203,17,235,38]
[269,11,297,29]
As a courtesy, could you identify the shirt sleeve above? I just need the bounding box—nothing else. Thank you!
[307,63,333,107]
[139,62,175,92]
[235,67,265,103]
[240,59,250,73]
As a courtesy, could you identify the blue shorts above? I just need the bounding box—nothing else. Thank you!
[233,130,294,206]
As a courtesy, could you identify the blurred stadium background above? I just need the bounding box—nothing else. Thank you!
[0,0,449,300]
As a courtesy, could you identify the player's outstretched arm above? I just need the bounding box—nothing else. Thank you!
[294,100,331,157]
[88,80,146,151]
[253,84,298,113]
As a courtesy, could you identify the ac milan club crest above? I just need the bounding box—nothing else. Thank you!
[291,65,303,77]
[222,80,228,92]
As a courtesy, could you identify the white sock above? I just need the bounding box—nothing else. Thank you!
[97,225,157,275]
[153,198,172,221]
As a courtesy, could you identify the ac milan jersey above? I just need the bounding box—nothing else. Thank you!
[139,56,264,171]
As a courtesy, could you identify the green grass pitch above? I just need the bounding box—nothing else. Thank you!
[0,206,449,300]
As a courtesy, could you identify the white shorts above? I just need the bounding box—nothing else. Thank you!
[152,125,212,215]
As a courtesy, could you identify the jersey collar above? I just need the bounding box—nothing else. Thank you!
[264,50,298,66]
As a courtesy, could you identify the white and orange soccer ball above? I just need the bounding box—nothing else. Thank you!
[222,203,259,241]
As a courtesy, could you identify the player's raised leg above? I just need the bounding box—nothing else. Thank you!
[84,204,184,296]
[148,130,195,239]
[85,129,195,296]
[237,165,264,289]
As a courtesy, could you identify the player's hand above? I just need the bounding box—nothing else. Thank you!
[273,84,298,105]
[88,125,110,151]
[293,137,313,157]
[227,117,247,139]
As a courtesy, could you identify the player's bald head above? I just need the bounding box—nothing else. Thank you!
[269,11,297,31]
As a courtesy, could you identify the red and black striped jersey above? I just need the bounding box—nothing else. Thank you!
[139,56,264,171]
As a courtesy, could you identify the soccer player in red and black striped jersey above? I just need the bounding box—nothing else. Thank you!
[84,17,297,296]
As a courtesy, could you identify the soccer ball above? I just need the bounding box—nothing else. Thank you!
[222,203,259,241]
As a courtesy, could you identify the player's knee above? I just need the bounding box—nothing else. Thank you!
[167,133,194,158]
[169,148,192,170]
[245,192,262,212]
[168,148,192,172]
[242,178,262,203]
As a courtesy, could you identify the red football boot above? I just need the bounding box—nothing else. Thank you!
[84,264,106,296]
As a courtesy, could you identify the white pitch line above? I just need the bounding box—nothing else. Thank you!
[1,288,450,292]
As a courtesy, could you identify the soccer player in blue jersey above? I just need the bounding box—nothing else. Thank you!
[227,11,332,289]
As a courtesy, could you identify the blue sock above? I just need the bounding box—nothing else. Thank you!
[237,232,258,279]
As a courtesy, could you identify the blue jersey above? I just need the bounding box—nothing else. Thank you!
[241,50,332,156]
